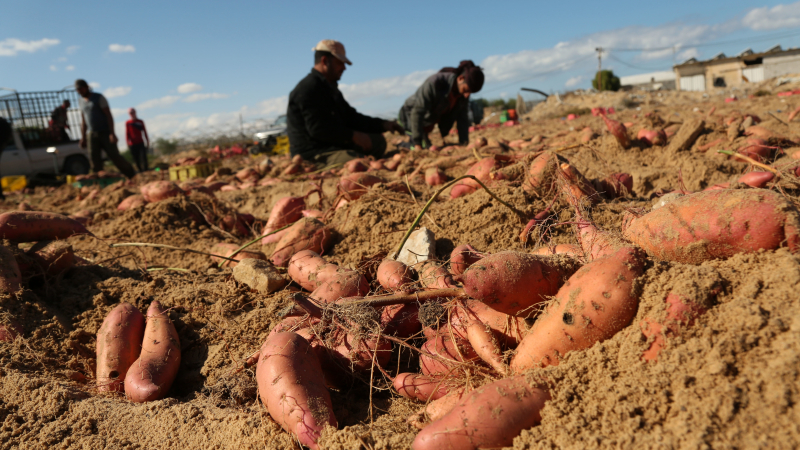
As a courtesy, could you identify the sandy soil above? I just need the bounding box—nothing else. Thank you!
[2,79,800,450]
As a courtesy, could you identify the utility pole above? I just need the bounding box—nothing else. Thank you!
[595,47,603,91]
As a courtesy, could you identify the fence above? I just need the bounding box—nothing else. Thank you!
[0,90,83,148]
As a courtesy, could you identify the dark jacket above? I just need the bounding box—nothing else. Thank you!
[398,72,470,147]
[287,69,386,159]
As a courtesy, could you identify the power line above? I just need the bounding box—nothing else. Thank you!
[606,53,671,72]
[479,54,596,95]
[609,29,800,53]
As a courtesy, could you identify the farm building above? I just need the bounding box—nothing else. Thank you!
[674,45,800,91]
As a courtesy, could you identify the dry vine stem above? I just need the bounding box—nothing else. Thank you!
[392,174,527,260]
[717,149,780,175]
[109,242,238,262]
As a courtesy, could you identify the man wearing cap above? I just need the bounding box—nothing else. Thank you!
[398,60,484,149]
[125,108,149,172]
[75,79,136,178]
[287,39,404,167]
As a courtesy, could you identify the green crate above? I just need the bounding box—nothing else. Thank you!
[71,177,125,188]
[168,161,220,181]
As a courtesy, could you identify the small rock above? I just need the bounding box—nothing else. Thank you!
[394,227,435,266]
[668,118,705,152]
[232,259,287,294]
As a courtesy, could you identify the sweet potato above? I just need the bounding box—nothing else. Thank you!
[0,211,91,243]
[412,376,550,450]
[641,292,709,361]
[261,196,306,244]
[124,301,181,402]
[287,250,329,291]
[381,303,421,338]
[424,167,447,186]
[449,156,505,199]
[309,265,369,303]
[737,171,774,188]
[450,299,529,348]
[418,261,456,289]
[622,189,800,264]
[601,114,630,149]
[270,218,333,267]
[449,244,485,276]
[637,128,667,146]
[393,373,452,401]
[511,247,645,371]
[344,158,369,173]
[407,388,467,430]
[339,173,384,201]
[0,244,22,295]
[140,181,183,203]
[28,241,75,276]
[377,260,415,291]
[256,332,336,450]
[596,172,633,198]
[461,251,578,316]
[420,335,479,376]
[236,167,261,183]
[331,332,392,373]
[560,163,598,202]
[96,303,146,393]
[533,244,582,256]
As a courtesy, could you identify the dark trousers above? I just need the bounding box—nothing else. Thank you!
[310,133,387,169]
[129,142,148,172]
[88,132,136,178]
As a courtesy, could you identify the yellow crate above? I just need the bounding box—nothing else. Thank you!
[168,161,221,181]
[1,175,27,192]
[273,136,289,155]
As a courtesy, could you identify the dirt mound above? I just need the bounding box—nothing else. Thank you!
[1,87,800,449]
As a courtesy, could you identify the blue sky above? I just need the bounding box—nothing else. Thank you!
[3,0,800,147]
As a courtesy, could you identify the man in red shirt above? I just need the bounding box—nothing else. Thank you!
[125,108,149,172]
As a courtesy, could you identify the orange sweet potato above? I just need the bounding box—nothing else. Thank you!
[461,251,578,316]
[511,247,645,371]
[449,244,485,275]
[140,180,183,203]
[393,372,452,401]
[270,218,333,267]
[412,376,550,450]
[0,211,91,242]
[96,303,146,393]
[256,332,336,450]
[377,260,415,291]
[261,196,306,244]
[622,189,800,264]
[124,301,181,402]
[339,172,384,201]
[211,243,267,268]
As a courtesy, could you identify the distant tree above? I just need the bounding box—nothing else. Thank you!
[474,98,489,108]
[592,70,621,92]
[154,137,179,155]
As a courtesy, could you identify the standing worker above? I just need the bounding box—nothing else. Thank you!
[50,99,71,142]
[0,117,11,200]
[398,60,484,149]
[286,39,404,168]
[74,79,136,178]
[125,108,149,172]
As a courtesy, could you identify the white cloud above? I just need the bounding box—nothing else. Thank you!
[111,108,128,117]
[108,44,135,53]
[0,38,60,57]
[183,92,229,102]
[104,86,132,98]
[743,1,800,30]
[89,81,101,89]
[66,45,80,54]
[177,82,203,93]
[57,56,67,62]
[565,76,583,87]
[339,70,435,102]
[49,65,57,71]
[677,48,699,61]
[254,96,288,117]
[137,95,181,110]
[65,65,75,71]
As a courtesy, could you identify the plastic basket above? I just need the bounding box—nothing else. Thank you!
[71,177,125,188]
[1,175,27,192]
[168,161,221,181]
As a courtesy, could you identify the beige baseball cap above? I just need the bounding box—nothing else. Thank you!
[312,39,352,65]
